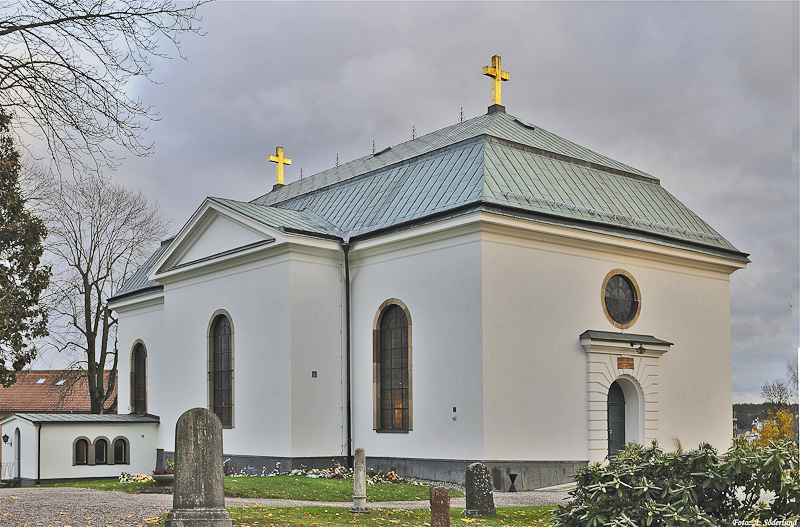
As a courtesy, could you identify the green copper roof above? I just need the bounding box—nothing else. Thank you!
[254,118,743,258]
[254,111,655,209]
[114,108,748,300]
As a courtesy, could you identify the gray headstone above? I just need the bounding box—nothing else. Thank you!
[429,486,450,527]
[166,408,232,527]
[349,447,369,514]
[462,463,496,518]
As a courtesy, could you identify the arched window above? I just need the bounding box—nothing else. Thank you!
[94,438,108,465]
[113,437,129,465]
[374,301,412,431]
[131,342,147,414]
[74,438,89,465]
[210,314,233,428]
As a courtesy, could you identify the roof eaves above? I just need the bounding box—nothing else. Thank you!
[108,284,164,304]
[482,202,750,263]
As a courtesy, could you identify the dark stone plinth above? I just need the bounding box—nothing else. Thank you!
[166,408,231,527]
[487,104,506,114]
[463,463,495,518]
[430,486,450,527]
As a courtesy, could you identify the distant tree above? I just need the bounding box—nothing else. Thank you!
[0,0,208,171]
[0,113,50,386]
[35,172,169,413]
[788,359,798,401]
[762,378,792,414]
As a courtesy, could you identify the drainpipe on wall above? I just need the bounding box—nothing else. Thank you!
[342,242,353,469]
[36,424,41,485]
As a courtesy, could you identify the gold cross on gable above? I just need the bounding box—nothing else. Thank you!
[482,55,510,106]
[268,146,291,185]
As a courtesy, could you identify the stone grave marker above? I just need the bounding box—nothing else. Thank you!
[166,408,232,527]
[429,486,450,527]
[462,463,496,518]
[349,447,369,514]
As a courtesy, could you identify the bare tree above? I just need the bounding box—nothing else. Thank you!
[0,0,208,172]
[761,378,792,414]
[786,358,798,404]
[34,171,169,413]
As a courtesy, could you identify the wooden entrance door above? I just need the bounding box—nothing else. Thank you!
[607,381,625,457]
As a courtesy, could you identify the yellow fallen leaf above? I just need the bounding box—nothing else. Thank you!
[9,496,20,499]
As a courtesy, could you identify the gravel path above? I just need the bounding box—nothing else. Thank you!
[0,487,572,526]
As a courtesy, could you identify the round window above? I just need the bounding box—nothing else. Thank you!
[602,270,641,328]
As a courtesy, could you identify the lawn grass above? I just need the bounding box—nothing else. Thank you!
[42,475,463,502]
[43,478,160,492]
[149,506,556,527]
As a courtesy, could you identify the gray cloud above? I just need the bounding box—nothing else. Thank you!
[38,2,793,401]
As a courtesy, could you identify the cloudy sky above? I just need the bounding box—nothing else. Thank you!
[33,1,797,403]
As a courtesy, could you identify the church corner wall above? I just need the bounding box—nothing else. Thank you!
[159,249,295,457]
[478,215,738,464]
[479,223,591,463]
[113,295,165,444]
[349,221,485,463]
[289,246,347,459]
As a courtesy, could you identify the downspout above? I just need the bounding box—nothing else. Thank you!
[342,242,353,469]
[36,423,41,485]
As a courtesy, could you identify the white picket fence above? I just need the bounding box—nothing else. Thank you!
[1,462,15,480]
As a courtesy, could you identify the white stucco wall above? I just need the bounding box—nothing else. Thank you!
[116,228,347,460]
[115,297,165,422]
[177,213,268,266]
[290,247,347,458]
[157,248,294,456]
[0,418,37,480]
[349,218,485,460]
[480,214,741,461]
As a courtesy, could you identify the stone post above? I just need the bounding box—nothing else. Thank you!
[462,463,496,518]
[349,447,369,514]
[166,408,232,527]
[429,486,450,527]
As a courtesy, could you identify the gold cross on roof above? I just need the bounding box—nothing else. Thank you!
[482,55,510,106]
[268,146,291,185]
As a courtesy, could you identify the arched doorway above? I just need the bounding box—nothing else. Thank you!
[14,428,20,479]
[607,382,625,457]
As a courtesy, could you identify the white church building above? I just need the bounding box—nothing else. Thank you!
[57,59,745,490]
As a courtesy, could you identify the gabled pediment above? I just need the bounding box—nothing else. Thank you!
[150,199,283,279]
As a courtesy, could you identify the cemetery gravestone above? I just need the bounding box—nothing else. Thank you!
[166,408,232,527]
[462,463,496,518]
[349,447,369,513]
[429,486,451,527]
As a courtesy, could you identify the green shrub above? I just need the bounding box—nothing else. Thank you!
[552,438,799,526]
